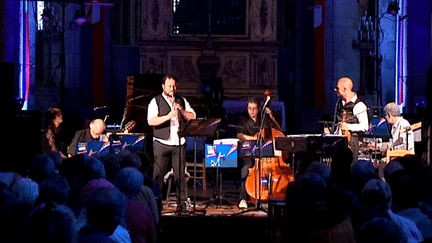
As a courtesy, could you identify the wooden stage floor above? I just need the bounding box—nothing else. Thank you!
[157,178,285,243]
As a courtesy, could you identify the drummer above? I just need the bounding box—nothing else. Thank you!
[236,95,282,209]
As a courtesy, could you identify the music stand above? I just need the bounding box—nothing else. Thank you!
[274,136,307,173]
[178,118,221,212]
[204,142,238,208]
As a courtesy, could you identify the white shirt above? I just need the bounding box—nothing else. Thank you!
[391,116,414,152]
[147,93,196,146]
[336,94,369,135]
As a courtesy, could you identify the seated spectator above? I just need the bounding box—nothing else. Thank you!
[0,171,21,189]
[11,178,39,205]
[69,156,106,216]
[79,187,127,243]
[36,174,69,206]
[78,178,132,243]
[283,173,328,242]
[137,151,161,200]
[357,217,407,243]
[121,152,141,169]
[47,151,63,172]
[119,153,159,224]
[29,154,55,184]
[361,179,423,243]
[330,147,355,190]
[383,160,404,182]
[305,161,331,184]
[99,154,121,184]
[0,182,23,242]
[309,182,356,243]
[116,167,156,243]
[391,174,432,240]
[417,165,432,220]
[27,202,77,243]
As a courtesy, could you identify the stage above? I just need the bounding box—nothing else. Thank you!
[157,177,286,243]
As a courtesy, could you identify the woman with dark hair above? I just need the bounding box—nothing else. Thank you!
[41,107,66,159]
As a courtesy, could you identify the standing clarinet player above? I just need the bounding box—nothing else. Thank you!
[147,75,196,211]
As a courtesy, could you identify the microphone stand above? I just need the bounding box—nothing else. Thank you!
[235,102,269,216]
[255,101,270,211]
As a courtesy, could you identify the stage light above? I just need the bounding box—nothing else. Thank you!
[387,1,400,16]
[74,9,87,25]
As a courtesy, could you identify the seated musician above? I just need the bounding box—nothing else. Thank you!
[236,96,282,209]
[370,102,414,153]
[67,119,107,157]
[332,77,369,160]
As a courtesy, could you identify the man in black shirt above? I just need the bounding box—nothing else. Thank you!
[237,96,282,208]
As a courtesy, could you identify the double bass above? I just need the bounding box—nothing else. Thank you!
[245,99,294,203]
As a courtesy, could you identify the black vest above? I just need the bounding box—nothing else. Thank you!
[153,95,186,140]
[336,97,363,125]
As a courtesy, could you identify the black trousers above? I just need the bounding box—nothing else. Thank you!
[152,140,187,202]
[239,157,254,200]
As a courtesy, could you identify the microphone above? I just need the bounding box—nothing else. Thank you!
[263,95,271,109]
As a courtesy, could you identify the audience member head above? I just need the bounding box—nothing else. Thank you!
[396,154,422,176]
[351,160,378,191]
[80,178,114,207]
[0,171,21,188]
[38,174,69,205]
[361,179,392,210]
[383,160,404,182]
[86,187,127,235]
[326,183,354,225]
[357,217,407,243]
[59,154,83,185]
[11,178,39,205]
[136,152,151,173]
[295,155,314,178]
[74,157,105,188]
[0,182,21,242]
[305,161,331,184]
[299,173,327,209]
[115,167,144,199]
[29,154,55,183]
[47,152,62,171]
[330,147,355,188]
[121,152,141,169]
[99,154,121,183]
[27,202,77,243]
[391,174,423,210]
[416,165,432,197]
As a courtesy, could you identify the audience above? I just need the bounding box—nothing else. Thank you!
[79,187,127,243]
[27,202,77,243]
[116,167,157,243]
[28,153,55,184]
[4,139,432,243]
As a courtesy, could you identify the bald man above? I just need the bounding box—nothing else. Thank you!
[332,77,369,160]
[67,119,107,157]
